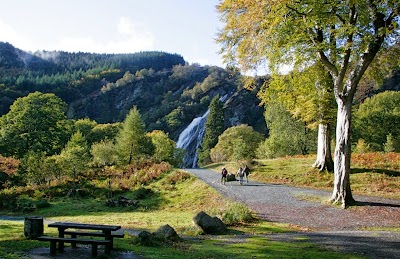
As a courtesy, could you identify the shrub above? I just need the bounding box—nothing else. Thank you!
[16,196,35,212]
[384,133,399,152]
[211,125,265,162]
[35,199,51,209]
[222,202,254,225]
[161,170,192,185]
[353,139,371,154]
[125,162,172,186]
[352,152,400,171]
[134,187,154,199]
[0,186,34,210]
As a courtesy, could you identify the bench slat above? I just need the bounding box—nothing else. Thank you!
[64,230,124,238]
[37,236,111,256]
[37,236,110,244]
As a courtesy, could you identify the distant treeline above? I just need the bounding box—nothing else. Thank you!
[0,41,185,114]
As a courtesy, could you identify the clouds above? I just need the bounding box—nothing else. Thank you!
[0,1,224,67]
[0,19,31,50]
[0,16,155,54]
[53,17,155,54]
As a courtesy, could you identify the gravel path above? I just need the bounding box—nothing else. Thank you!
[186,168,400,259]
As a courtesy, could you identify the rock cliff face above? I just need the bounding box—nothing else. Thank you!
[224,88,267,135]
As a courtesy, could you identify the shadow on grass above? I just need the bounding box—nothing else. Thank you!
[351,168,400,176]
[353,200,400,208]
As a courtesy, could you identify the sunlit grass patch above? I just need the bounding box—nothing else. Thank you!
[210,153,400,200]
[0,220,42,258]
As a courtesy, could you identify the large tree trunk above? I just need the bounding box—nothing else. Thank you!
[330,98,355,208]
[312,123,333,172]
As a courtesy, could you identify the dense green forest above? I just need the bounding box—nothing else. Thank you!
[0,41,398,158]
[0,42,266,141]
[0,41,185,114]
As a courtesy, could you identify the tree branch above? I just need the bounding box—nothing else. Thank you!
[347,1,391,97]
[337,5,356,94]
[286,4,309,16]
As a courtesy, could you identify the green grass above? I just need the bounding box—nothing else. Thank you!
[207,153,400,200]
[0,220,362,259]
[0,168,364,258]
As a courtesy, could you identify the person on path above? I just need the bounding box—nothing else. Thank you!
[243,165,250,183]
[237,167,244,185]
[221,167,228,184]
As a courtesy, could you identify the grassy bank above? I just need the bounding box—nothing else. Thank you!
[206,152,400,200]
[0,168,362,258]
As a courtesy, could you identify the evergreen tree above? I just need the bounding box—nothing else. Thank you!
[115,107,154,165]
[198,95,224,165]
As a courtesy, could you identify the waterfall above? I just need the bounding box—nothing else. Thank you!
[176,109,210,168]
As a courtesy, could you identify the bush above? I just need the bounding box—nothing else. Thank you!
[384,133,399,152]
[161,170,192,185]
[353,139,371,154]
[35,199,51,209]
[211,125,265,162]
[125,162,172,187]
[222,202,254,225]
[352,152,400,171]
[134,187,154,199]
[16,196,35,212]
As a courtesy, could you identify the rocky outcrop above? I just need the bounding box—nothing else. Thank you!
[224,88,267,135]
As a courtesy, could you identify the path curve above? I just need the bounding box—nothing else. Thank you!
[185,168,400,258]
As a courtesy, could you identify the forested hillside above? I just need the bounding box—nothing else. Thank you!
[0,42,265,140]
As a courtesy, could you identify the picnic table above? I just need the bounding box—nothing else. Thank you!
[37,222,123,256]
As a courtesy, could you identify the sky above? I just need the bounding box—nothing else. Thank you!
[1,0,225,67]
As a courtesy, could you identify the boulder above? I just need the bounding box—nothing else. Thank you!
[154,224,180,241]
[193,211,227,234]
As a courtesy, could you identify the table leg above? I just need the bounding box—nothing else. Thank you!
[58,228,65,252]
[103,230,113,249]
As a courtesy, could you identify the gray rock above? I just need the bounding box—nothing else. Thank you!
[154,224,180,241]
[193,211,227,234]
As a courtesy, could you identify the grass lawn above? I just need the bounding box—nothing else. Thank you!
[0,168,363,258]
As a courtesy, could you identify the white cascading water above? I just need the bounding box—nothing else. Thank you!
[176,109,210,168]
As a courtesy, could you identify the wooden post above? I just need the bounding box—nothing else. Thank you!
[24,216,43,239]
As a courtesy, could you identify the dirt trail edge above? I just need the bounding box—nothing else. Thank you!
[185,168,400,259]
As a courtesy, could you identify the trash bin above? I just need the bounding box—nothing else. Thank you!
[24,216,43,239]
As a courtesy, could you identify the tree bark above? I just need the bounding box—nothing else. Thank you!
[330,98,355,208]
[312,123,333,172]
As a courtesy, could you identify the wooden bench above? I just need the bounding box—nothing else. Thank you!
[47,221,121,252]
[37,236,111,256]
[63,230,124,248]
